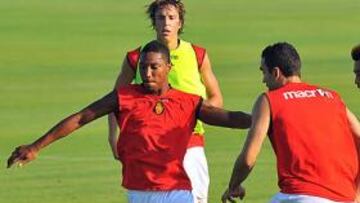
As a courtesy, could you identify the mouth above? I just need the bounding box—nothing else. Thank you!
[161,29,171,35]
[143,80,155,85]
[142,82,157,92]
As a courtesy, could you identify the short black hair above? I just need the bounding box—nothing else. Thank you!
[261,42,301,77]
[140,40,171,63]
[351,44,360,61]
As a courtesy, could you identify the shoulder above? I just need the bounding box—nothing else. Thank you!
[180,39,207,54]
[256,93,270,105]
[170,88,202,104]
[126,46,142,70]
[180,39,207,69]
[172,87,200,97]
[118,84,143,95]
[307,83,341,99]
[191,43,206,53]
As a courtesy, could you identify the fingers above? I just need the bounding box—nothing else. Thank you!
[7,148,22,168]
[221,194,227,203]
[7,156,19,168]
[7,145,36,169]
[221,190,228,203]
[221,189,236,203]
[222,186,246,203]
[235,186,246,200]
[221,195,236,203]
[114,155,120,161]
[228,197,236,203]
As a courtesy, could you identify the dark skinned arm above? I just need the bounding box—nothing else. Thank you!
[198,100,251,129]
[7,91,118,168]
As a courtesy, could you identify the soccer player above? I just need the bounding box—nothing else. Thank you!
[108,1,223,202]
[221,42,360,203]
[7,41,251,203]
[351,44,360,89]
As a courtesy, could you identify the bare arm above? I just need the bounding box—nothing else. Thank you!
[198,100,251,129]
[108,58,135,160]
[200,53,223,107]
[221,94,270,202]
[347,108,360,139]
[346,108,360,203]
[114,57,136,88]
[7,91,118,168]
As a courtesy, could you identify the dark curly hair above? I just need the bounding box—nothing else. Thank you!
[351,44,360,61]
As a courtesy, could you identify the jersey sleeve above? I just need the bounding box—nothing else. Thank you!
[126,47,141,72]
[191,44,206,70]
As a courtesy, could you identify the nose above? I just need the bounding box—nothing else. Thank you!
[145,67,152,78]
[164,16,171,26]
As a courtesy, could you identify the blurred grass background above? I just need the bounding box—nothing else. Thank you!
[1,0,359,202]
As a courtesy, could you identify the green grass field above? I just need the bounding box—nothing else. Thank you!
[1,0,359,202]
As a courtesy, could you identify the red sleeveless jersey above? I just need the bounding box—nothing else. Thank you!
[266,82,358,201]
[126,43,207,148]
[116,85,202,191]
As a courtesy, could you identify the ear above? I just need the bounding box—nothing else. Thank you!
[356,60,360,69]
[272,67,282,79]
[166,62,172,73]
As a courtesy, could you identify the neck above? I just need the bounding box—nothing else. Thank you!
[157,37,179,50]
[283,76,302,85]
[147,82,171,96]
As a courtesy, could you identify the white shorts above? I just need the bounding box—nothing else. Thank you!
[270,192,354,203]
[127,190,193,203]
[183,146,209,203]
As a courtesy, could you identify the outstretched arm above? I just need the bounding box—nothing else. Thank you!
[198,100,251,129]
[221,94,270,202]
[7,91,118,168]
[108,58,135,160]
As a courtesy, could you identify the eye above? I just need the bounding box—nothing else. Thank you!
[156,15,165,21]
[151,64,160,70]
[139,63,145,69]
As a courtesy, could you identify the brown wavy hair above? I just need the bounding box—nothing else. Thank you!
[146,0,185,34]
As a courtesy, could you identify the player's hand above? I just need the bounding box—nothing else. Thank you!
[7,145,38,168]
[355,194,360,203]
[113,154,120,161]
[111,150,120,161]
[221,185,245,203]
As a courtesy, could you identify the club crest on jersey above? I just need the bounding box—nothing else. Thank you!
[154,101,165,115]
[171,55,179,60]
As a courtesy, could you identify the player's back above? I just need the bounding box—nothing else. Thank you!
[266,82,358,202]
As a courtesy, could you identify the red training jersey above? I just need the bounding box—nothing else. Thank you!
[116,85,202,191]
[126,43,207,148]
[266,82,358,201]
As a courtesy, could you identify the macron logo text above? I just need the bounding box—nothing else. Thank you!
[283,89,334,100]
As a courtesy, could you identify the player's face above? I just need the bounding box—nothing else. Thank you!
[260,58,279,90]
[139,52,171,93]
[154,5,182,43]
[354,60,360,89]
